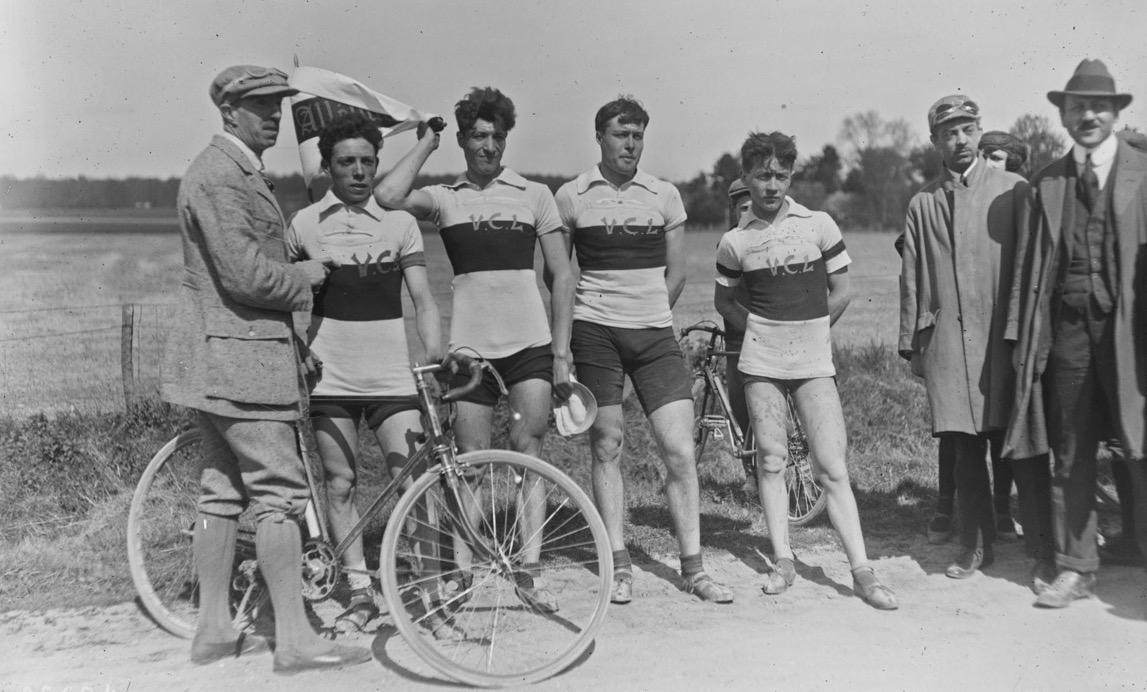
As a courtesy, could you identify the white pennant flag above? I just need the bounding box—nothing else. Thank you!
[288,64,436,193]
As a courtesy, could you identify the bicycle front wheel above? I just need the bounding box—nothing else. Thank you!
[379,450,612,687]
[126,430,263,639]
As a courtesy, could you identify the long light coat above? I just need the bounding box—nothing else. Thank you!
[1004,138,1147,460]
[899,161,1028,435]
[161,135,313,420]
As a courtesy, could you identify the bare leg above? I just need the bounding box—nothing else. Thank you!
[506,379,553,565]
[648,398,703,557]
[312,415,366,587]
[745,380,793,560]
[589,404,627,552]
[790,377,868,569]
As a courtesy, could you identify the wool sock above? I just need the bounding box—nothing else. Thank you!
[680,552,703,578]
[612,549,632,574]
[193,513,238,642]
[254,517,329,656]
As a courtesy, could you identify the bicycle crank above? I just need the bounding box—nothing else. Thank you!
[300,540,340,601]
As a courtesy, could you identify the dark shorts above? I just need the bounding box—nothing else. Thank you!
[310,396,421,429]
[571,320,693,414]
[452,345,554,406]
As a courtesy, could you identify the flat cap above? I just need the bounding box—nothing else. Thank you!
[210,65,298,106]
[928,94,980,132]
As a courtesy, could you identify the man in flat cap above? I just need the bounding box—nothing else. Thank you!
[1006,58,1147,608]
[900,95,1051,584]
[161,65,370,671]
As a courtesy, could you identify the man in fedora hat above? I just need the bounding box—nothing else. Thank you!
[162,65,370,671]
[1005,58,1147,608]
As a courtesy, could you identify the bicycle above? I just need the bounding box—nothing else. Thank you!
[126,353,612,687]
[681,322,827,526]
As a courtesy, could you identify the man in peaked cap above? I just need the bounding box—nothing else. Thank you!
[1005,59,1147,609]
[900,95,1047,585]
[161,65,371,671]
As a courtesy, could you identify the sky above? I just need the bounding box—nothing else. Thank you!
[2,0,1145,182]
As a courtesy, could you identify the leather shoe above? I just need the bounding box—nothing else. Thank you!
[1034,570,1096,608]
[190,634,270,665]
[1029,560,1057,595]
[273,644,373,675]
[945,545,994,579]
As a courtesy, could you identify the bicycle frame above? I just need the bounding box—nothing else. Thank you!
[688,325,756,468]
[315,359,505,570]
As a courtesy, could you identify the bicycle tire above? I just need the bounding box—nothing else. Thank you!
[126,430,265,639]
[380,450,612,687]
[785,445,827,527]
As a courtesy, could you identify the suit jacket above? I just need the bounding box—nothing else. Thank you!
[1004,138,1147,459]
[899,161,1028,434]
[161,135,313,420]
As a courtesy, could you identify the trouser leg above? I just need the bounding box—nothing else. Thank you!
[949,432,994,549]
[937,436,957,516]
[1012,454,1054,561]
[1045,305,1102,573]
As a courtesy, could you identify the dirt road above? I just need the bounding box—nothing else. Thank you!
[3,535,1144,691]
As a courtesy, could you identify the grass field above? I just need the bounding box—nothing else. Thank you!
[0,215,900,415]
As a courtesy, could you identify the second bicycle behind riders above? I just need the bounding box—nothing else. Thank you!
[374,87,576,612]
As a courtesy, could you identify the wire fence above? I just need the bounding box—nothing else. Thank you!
[0,302,173,417]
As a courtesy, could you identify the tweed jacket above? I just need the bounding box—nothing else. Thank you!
[161,135,313,420]
[1004,138,1147,459]
[899,160,1029,435]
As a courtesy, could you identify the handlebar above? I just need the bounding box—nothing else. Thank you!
[414,351,508,403]
[681,323,725,338]
[427,116,447,133]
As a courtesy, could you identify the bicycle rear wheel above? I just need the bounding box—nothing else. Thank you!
[380,450,612,687]
[784,408,827,526]
[126,430,264,639]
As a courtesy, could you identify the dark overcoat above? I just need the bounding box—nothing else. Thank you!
[161,135,313,420]
[899,162,1029,435]
[1004,138,1147,459]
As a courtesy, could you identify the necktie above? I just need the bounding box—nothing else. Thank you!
[1080,154,1098,210]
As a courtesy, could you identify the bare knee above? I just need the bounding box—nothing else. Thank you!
[758,452,788,478]
[813,455,850,487]
[661,442,698,482]
[325,470,356,505]
[591,430,624,466]
[508,424,545,457]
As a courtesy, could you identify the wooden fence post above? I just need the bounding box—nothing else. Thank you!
[121,303,137,409]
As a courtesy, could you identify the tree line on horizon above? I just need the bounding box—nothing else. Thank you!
[6,111,1129,230]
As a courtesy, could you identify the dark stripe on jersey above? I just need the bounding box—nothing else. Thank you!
[743,258,828,322]
[399,250,426,269]
[716,262,741,279]
[822,240,846,262]
[574,224,666,271]
[314,264,404,321]
[440,222,536,275]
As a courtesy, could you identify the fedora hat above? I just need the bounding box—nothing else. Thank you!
[1047,59,1132,110]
